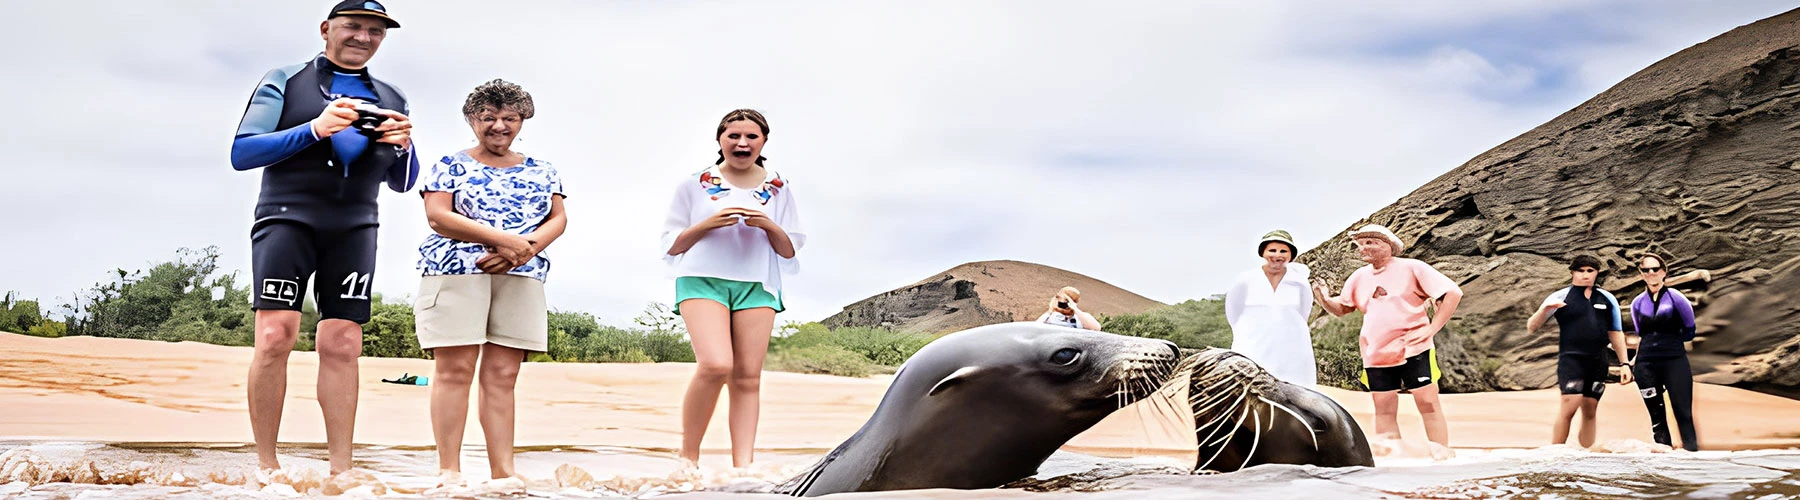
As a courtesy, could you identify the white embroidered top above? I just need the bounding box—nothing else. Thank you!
[660,166,806,295]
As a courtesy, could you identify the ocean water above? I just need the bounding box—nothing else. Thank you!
[3,441,1798,499]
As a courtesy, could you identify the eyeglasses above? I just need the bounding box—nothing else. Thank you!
[1639,266,1664,273]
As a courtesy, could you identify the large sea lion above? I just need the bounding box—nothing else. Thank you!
[775,322,1180,497]
[1181,348,1375,472]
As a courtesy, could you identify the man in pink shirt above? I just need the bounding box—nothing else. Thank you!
[1313,224,1463,458]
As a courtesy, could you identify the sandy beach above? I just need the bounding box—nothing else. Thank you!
[5,331,1800,460]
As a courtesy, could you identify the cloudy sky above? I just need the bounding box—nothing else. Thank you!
[2,1,1793,327]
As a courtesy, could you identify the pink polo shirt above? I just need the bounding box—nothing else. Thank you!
[1338,258,1460,368]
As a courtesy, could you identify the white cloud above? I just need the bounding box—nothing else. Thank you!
[1,1,1793,327]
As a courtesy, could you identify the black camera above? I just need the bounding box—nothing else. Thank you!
[1056,301,1070,309]
[350,102,389,135]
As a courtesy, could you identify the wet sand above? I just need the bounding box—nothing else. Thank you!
[5,331,1800,462]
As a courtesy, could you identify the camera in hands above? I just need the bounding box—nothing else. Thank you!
[350,102,390,135]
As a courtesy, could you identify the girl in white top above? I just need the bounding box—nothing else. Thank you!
[1225,230,1317,387]
[661,109,805,469]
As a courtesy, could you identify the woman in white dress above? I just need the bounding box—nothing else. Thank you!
[1225,229,1317,386]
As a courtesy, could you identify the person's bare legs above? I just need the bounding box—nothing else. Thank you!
[1552,393,1584,445]
[429,346,480,476]
[1371,391,1402,440]
[678,299,734,465]
[727,307,776,468]
[478,344,526,479]
[315,319,364,474]
[1577,397,1601,448]
[1368,390,1402,456]
[248,310,302,471]
[1410,384,1450,446]
[1410,384,1454,458]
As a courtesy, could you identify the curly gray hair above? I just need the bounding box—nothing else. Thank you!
[462,78,535,119]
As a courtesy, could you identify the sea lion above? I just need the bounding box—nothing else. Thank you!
[775,322,1180,497]
[1181,348,1375,472]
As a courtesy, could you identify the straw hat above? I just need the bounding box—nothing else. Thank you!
[1348,224,1405,254]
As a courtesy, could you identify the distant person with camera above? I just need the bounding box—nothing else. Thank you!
[228,0,417,475]
[1036,286,1101,330]
[1526,254,1634,449]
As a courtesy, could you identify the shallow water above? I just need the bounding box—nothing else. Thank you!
[3,441,1799,499]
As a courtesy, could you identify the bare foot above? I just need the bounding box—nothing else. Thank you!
[1369,437,1401,457]
[423,470,468,497]
[1427,442,1456,460]
[479,476,527,495]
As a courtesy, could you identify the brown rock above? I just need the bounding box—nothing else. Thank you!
[823,260,1165,333]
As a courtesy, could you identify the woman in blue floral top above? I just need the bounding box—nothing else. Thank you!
[413,79,566,489]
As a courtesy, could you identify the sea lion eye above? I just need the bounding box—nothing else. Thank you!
[1049,348,1080,365]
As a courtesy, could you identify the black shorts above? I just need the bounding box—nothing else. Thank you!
[1362,349,1440,392]
[251,221,378,323]
[1557,353,1609,399]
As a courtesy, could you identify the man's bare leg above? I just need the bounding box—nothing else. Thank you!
[316,319,365,474]
[248,310,302,471]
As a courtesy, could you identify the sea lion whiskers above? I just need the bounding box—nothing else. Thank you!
[1194,386,1250,448]
[1177,348,1375,474]
[1197,391,1254,471]
[1144,384,1189,441]
[1188,382,1242,418]
[1262,397,1319,450]
[1126,368,1192,443]
[1240,405,1265,471]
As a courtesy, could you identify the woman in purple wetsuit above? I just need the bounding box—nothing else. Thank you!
[1630,252,1700,451]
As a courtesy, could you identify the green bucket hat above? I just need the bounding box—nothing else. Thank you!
[1257,229,1298,256]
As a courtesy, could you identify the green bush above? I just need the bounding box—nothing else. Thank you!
[25,320,66,338]
[0,292,45,333]
[766,344,879,377]
[549,309,603,339]
[1099,298,1232,349]
[1312,312,1365,391]
[771,322,931,367]
[580,327,672,363]
[544,308,694,363]
[362,299,425,359]
[61,247,255,343]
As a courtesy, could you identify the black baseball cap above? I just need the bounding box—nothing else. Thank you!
[328,0,400,28]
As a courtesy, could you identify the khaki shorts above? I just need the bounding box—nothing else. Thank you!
[414,274,548,353]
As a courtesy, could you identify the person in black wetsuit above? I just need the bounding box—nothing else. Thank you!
[1630,252,1701,451]
[1527,255,1635,449]
[228,0,416,475]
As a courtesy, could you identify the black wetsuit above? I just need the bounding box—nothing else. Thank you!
[230,53,416,323]
[1630,288,1700,451]
[1543,285,1623,400]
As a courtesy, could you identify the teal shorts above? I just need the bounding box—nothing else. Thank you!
[674,277,784,314]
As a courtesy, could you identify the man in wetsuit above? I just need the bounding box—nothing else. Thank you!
[1527,255,1635,449]
[229,0,417,474]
